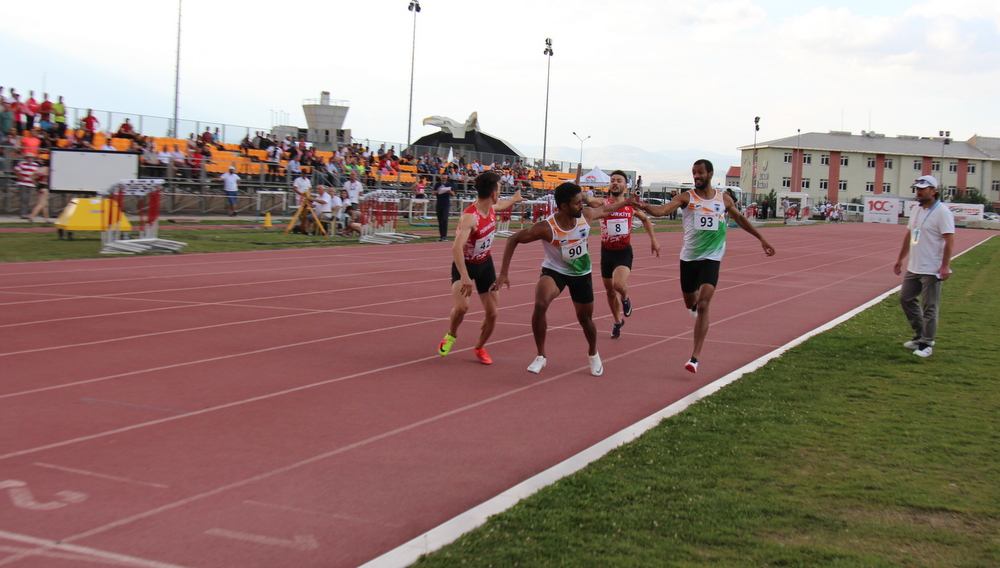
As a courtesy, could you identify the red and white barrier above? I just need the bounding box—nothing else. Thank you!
[99,179,188,254]
[359,190,419,244]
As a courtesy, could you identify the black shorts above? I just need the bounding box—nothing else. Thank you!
[540,267,594,304]
[600,245,633,279]
[679,259,721,294]
[452,256,497,295]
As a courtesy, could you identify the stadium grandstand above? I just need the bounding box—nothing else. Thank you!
[0,90,586,218]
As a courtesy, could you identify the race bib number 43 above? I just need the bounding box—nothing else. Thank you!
[561,240,588,261]
[695,210,720,231]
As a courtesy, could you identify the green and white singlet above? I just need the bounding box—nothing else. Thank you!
[540,214,592,276]
[680,189,727,262]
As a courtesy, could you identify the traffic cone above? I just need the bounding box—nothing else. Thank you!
[264,212,272,228]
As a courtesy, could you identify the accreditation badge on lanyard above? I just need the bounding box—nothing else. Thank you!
[911,200,940,245]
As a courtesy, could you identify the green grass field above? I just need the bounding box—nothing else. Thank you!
[412,236,999,568]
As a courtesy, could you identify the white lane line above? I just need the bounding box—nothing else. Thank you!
[0,529,193,568]
[356,236,994,568]
[33,463,169,489]
[203,528,318,551]
[244,500,403,528]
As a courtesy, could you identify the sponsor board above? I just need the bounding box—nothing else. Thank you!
[862,196,900,224]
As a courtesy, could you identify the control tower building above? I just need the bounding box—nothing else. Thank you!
[302,92,350,151]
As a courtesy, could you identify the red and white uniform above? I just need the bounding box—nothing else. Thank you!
[461,204,496,264]
[14,161,40,187]
[599,197,633,250]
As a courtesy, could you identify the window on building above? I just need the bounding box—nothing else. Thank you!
[839,180,848,191]
[821,155,830,165]
[819,179,829,190]
[931,161,940,172]
[865,182,875,193]
[801,178,810,190]
[783,152,793,163]
[884,158,893,169]
[840,156,849,167]
[867,157,876,168]
[968,164,977,174]
[803,154,812,165]
[948,162,958,173]
[991,180,1000,192]
[914,160,922,170]
[945,186,956,199]
[782,177,791,188]
[883,183,891,193]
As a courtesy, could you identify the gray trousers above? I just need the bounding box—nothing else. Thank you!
[900,271,942,344]
[19,185,33,216]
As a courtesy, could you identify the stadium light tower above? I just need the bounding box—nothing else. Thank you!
[572,131,590,166]
[172,0,182,138]
[406,0,421,148]
[751,116,760,202]
[542,38,553,171]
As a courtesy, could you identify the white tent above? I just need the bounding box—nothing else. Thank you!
[579,166,611,187]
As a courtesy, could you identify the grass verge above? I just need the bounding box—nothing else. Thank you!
[414,236,1000,568]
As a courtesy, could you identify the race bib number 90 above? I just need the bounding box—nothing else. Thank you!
[695,210,720,231]
[561,241,588,261]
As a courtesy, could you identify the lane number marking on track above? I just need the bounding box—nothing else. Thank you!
[0,479,87,511]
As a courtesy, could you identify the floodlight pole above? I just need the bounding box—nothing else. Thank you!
[172,0,182,138]
[751,116,759,202]
[407,1,421,148]
[542,38,553,171]
[572,131,590,167]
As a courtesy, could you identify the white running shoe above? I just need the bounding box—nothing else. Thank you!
[527,356,547,374]
[689,307,698,319]
[589,352,603,376]
[903,338,933,350]
[684,358,698,373]
[913,344,933,358]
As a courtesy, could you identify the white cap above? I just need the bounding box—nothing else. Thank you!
[912,174,938,189]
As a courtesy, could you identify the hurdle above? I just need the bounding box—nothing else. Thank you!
[359,190,420,244]
[99,179,188,254]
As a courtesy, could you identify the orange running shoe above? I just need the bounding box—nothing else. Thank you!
[473,347,492,365]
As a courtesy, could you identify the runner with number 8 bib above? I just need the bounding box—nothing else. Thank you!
[438,171,523,365]
[492,182,642,376]
[586,170,661,339]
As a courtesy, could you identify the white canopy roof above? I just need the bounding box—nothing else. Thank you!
[579,166,611,186]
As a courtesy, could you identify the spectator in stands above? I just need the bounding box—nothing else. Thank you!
[344,170,364,203]
[342,202,362,236]
[114,118,139,140]
[81,109,99,144]
[14,155,40,219]
[312,185,333,232]
[213,127,221,144]
[142,143,162,177]
[100,138,117,151]
[170,144,189,178]
[38,94,52,133]
[286,156,301,177]
[266,143,282,181]
[218,165,241,216]
[70,130,89,149]
[189,146,206,176]
[24,91,39,131]
[28,158,51,223]
[10,93,24,134]
[240,133,253,154]
[292,170,312,206]
[325,155,342,186]
[0,101,11,137]
[52,96,67,138]
[200,127,214,148]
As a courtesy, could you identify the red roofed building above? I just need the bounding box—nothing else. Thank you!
[725,166,740,187]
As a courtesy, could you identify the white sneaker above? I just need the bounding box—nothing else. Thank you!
[684,358,698,373]
[689,307,698,319]
[904,338,933,350]
[527,356,547,374]
[589,352,603,376]
[913,344,933,358]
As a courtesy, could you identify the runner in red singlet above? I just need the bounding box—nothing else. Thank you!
[437,171,523,364]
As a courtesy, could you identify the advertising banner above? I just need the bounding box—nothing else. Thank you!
[905,202,984,222]
[862,195,900,224]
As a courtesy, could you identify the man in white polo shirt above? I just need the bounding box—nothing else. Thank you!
[218,165,240,216]
[343,170,364,203]
[893,175,955,358]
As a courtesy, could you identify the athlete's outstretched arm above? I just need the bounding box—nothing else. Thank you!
[635,209,661,257]
[642,192,688,217]
[725,194,775,256]
[585,195,642,221]
[491,221,551,291]
[494,189,524,212]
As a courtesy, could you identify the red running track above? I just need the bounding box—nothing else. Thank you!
[0,223,991,568]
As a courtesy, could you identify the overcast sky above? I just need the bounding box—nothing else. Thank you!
[4,0,998,176]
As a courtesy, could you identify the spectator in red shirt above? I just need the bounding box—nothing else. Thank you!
[81,109,100,144]
[115,118,139,140]
[38,93,53,133]
[24,91,39,131]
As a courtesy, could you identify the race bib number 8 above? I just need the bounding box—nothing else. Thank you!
[561,241,588,261]
[608,220,629,235]
[695,210,719,231]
